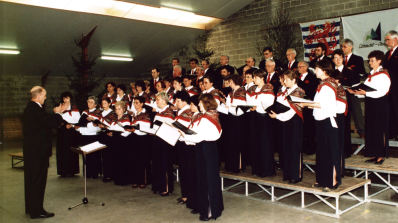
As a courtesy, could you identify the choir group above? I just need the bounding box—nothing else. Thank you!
[54,33,398,221]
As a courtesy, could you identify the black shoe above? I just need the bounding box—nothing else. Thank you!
[132,184,138,189]
[289,180,301,184]
[191,209,200,214]
[30,212,54,219]
[153,191,160,194]
[176,197,183,201]
[312,183,321,188]
[199,215,217,221]
[375,158,385,165]
[177,199,187,204]
[160,192,171,196]
[365,157,378,163]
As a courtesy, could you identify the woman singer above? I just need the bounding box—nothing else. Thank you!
[113,84,130,110]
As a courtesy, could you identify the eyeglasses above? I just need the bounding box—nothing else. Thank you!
[297,66,306,68]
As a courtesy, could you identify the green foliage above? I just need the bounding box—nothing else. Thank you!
[258,4,303,65]
[191,30,221,71]
[65,52,106,112]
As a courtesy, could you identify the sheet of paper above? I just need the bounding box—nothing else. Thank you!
[80,141,106,153]
[155,123,181,146]
[217,104,229,114]
[140,125,157,134]
[289,95,315,103]
[62,113,78,124]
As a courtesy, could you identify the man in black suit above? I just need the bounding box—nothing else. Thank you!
[173,65,183,78]
[201,59,212,76]
[259,47,282,71]
[264,59,281,96]
[194,65,205,87]
[297,61,319,154]
[309,42,333,68]
[384,31,398,139]
[237,57,257,75]
[187,58,198,75]
[341,39,366,138]
[23,86,66,219]
[214,55,235,89]
[168,58,186,79]
[150,67,161,93]
[282,48,299,70]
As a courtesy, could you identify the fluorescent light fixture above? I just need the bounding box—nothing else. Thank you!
[101,56,133,61]
[0,49,20,54]
[1,0,223,30]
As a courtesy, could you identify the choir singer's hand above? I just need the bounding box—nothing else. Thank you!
[178,130,186,138]
[296,103,305,108]
[107,132,113,136]
[354,89,366,95]
[128,111,133,115]
[220,98,226,104]
[269,111,277,119]
[87,117,95,121]
[250,106,257,111]
[66,124,72,129]
[126,129,135,133]
[347,88,355,94]
[74,126,80,129]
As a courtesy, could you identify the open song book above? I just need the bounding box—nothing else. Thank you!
[79,141,106,153]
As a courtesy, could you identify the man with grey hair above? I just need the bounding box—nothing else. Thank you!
[384,30,398,139]
[297,61,319,155]
[341,38,366,139]
[237,57,257,76]
[23,86,66,219]
[168,58,186,79]
[265,59,280,96]
[173,65,183,78]
[283,48,298,70]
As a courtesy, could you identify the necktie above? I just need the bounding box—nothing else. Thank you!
[318,58,320,61]
[267,74,271,83]
[196,78,199,85]
[154,79,157,89]
[191,70,194,75]
[288,62,291,70]
[299,74,303,79]
[388,50,393,61]
[345,55,348,66]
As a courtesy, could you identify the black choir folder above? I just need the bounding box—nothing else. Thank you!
[172,121,196,135]
[349,83,376,92]
[76,113,90,127]
[265,101,290,114]
[236,105,255,113]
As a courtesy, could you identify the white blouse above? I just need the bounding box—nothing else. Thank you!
[181,113,222,144]
[276,84,298,122]
[175,105,192,127]
[61,105,80,124]
[336,84,346,114]
[225,88,246,116]
[77,108,101,135]
[245,82,254,91]
[246,85,275,114]
[313,84,337,128]
[132,108,150,136]
[202,87,221,105]
[153,105,174,129]
[364,66,391,99]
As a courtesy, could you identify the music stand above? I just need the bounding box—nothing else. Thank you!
[68,145,107,210]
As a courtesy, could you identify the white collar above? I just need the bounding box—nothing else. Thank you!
[185,86,193,90]
[159,105,169,112]
[34,101,42,108]
[139,92,144,96]
[391,45,398,55]
[89,108,96,112]
[204,87,215,93]
[154,78,159,82]
[289,60,295,64]
[287,84,298,95]
[300,72,308,81]
[134,108,146,116]
[336,65,344,72]
[370,66,383,74]
[117,94,125,99]
[178,105,190,116]
[165,87,170,93]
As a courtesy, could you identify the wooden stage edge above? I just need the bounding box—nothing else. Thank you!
[220,167,370,219]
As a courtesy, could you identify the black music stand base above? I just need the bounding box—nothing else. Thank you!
[68,153,105,210]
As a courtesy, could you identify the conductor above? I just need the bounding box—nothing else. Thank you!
[23,86,66,219]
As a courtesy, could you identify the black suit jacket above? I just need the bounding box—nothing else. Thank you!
[309,55,333,68]
[282,61,299,70]
[187,69,196,75]
[23,101,63,157]
[214,65,235,90]
[345,54,366,77]
[297,70,319,100]
[265,72,281,96]
[149,78,162,94]
[384,49,398,99]
[339,67,359,87]
[259,58,282,71]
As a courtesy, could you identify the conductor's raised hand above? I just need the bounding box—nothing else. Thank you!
[269,111,277,119]
[54,103,66,113]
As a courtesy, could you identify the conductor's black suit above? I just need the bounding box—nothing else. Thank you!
[23,101,63,216]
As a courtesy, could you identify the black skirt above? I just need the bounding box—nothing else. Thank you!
[196,141,224,218]
[113,134,132,185]
[56,126,79,176]
[315,118,341,187]
[365,95,389,158]
[130,134,152,185]
[302,107,316,154]
[151,136,174,193]
[80,135,101,178]
[224,114,245,172]
[98,132,115,180]
[282,114,303,181]
[336,113,346,177]
[184,143,199,210]
[250,112,275,177]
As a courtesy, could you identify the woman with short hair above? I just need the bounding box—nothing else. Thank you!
[102,82,117,105]
[113,84,130,110]
[56,91,80,177]
[348,50,390,165]
[180,93,224,221]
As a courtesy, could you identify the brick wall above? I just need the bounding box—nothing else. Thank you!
[151,0,398,75]
[0,75,137,140]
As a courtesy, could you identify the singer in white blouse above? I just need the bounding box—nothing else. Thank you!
[348,50,391,165]
[298,60,341,192]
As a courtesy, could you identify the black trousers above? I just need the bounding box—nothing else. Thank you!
[99,133,115,180]
[24,155,49,215]
[151,137,174,193]
[131,135,152,185]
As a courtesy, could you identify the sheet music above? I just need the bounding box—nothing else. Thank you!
[107,123,125,132]
[155,123,181,146]
[80,141,106,152]
[217,104,229,114]
[289,95,315,103]
[140,125,157,134]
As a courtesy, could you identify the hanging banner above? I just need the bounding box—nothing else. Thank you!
[300,18,340,61]
[342,8,398,59]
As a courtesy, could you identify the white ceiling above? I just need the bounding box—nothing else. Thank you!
[0,0,253,77]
